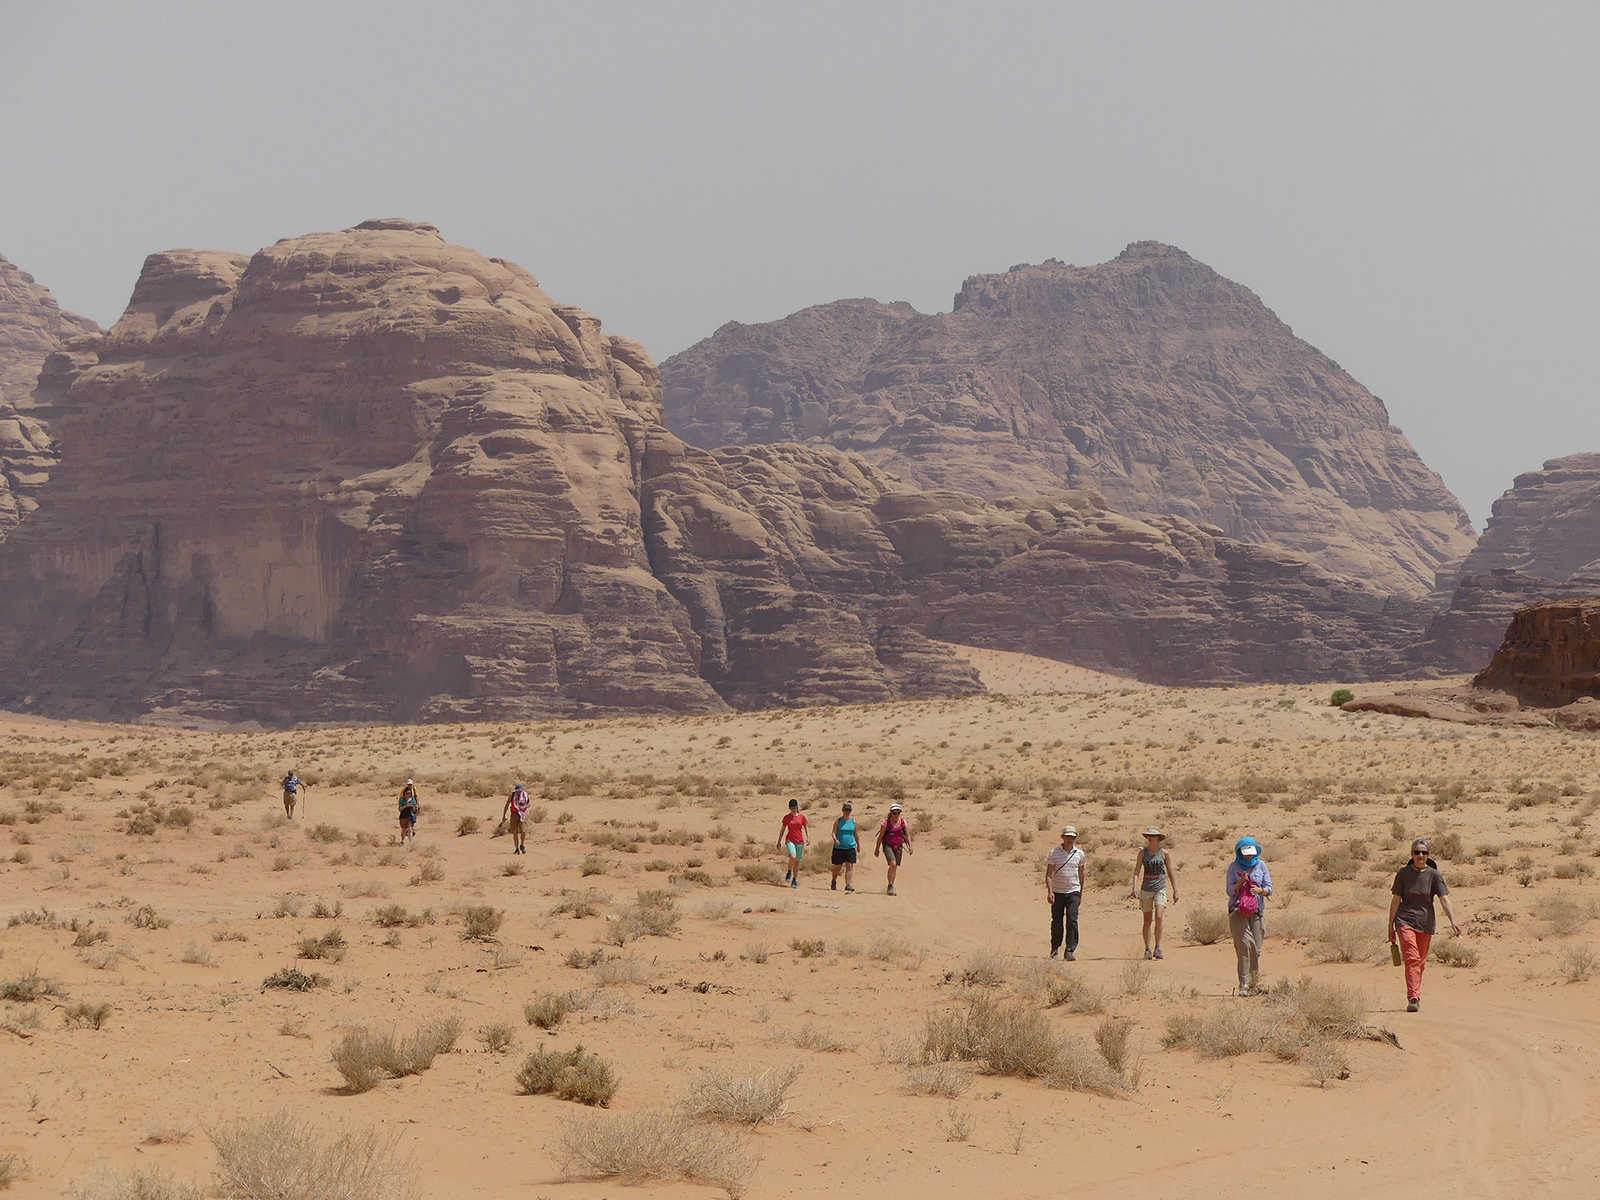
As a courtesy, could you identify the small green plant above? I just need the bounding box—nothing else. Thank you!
[1330,689,1355,707]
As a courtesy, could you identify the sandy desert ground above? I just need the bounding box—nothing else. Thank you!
[2,646,1598,1199]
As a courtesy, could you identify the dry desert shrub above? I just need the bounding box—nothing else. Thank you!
[793,1024,849,1052]
[0,971,64,1002]
[554,1109,755,1198]
[734,862,782,885]
[790,937,826,959]
[332,1018,461,1092]
[1560,945,1597,983]
[67,1166,203,1200]
[516,1044,618,1106]
[550,890,603,919]
[460,905,504,941]
[957,948,1008,987]
[1164,976,1369,1063]
[1305,1037,1352,1087]
[1429,940,1480,968]
[127,904,169,930]
[903,1062,972,1097]
[0,1154,28,1191]
[922,995,1119,1093]
[296,929,348,961]
[1031,968,1106,1014]
[64,1001,113,1030]
[1093,1016,1138,1076]
[1183,908,1231,946]
[614,891,679,942]
[455,816,480,837]
[208,1109,417,1200]
[593,957,646,987]
[478,1023,516,1054]
[1309,918,1383,965]
[681,1064,800,1126]
[525,992,573,1029]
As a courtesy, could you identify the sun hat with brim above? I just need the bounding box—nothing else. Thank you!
[889,803,903,812]
[1061,827,1078,838]
[1143,826,1164,839]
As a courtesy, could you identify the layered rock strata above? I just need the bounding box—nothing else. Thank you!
[1473,599,1600,707]
[662,243,1474,596]
[0,254,100,537]
[1412,455,1600,671]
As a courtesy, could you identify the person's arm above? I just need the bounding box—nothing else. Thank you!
[1255,863,1272,898]
[1167,855,1178,904]
[1438,877,1462,936]
[1075,851,1085,892]
[904,823,913,854]
[777,818,787,852]
[1130,853,1141,900]
[501,794,512,821]
[802,815,810,846]
[1044,855,1056,903]
[873,821,885,857]
[1387,893,1402,943]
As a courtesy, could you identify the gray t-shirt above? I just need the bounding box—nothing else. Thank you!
[1392,864,1449,934]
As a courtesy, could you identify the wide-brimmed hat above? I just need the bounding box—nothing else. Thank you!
[1143,826,1164,839]
[1061,826,1078,838]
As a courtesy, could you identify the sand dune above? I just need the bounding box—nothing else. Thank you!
[2,664,1597,1198]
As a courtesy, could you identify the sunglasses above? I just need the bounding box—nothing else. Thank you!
[1411,850,1429,857]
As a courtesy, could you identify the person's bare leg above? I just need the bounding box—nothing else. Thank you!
[844,861,854,890]
[1142,909,1153,952]
[1153,908,1165,955]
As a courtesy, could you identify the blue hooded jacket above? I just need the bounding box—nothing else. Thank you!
[1226,837,1271,911]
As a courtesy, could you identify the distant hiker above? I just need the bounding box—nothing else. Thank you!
[778,798,809,888]
[829,802,858,893]
[1044,826,1086,960]
[280,771,303,819]
[398,779,420,845]
[1388,839,1463,1012]
[501,783,531,855]
[1130,827,1178,959]
[874,802,913,896]
[1227,836,1272,996]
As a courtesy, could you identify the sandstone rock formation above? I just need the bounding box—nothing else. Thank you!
[643,440,1434,688]
[0,254,99,538]
[1412,455,1600,671]
[0,222,1451,725]
[1473,599,1600,707]
[662,243,1474,597]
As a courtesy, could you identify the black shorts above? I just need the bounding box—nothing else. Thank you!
[832,847,858,865]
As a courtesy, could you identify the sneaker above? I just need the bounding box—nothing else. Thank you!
[1049,948,1059,959]
[784,871,792,883]
[830,878,838,891]
[1406,998,1420,1013]
[1152,947,1164,960]
[790,879,798,889]
[887,885,896,896]
[844,885,855,893]
[1143,948,1153,960]
[1248,971,1259,991]
[1065,951,1076,962]
[1239,985,1251,998]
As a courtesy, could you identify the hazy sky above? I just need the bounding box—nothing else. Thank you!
[7,1,1598,525]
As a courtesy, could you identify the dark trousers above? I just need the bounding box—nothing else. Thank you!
[1050,891,1081,954]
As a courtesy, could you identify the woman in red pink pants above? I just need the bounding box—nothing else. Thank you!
[1387,838,1463,1013]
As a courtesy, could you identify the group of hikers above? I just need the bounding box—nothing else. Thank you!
[279,771,1464,1012]
[1043,825,1463,1010]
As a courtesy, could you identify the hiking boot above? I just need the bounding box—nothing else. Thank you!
[1065,951,1076,962]
[1406,998,1420,1013]
[1152,947,1164,960]
[830,878,837,891]
[1239,985,1250,998]
[1049,948,1059,959]
[887,884,896,896]
[790,879,798,889]
[1143,948,1153,960]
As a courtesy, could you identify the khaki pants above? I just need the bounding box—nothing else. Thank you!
[1229,911,1264,988]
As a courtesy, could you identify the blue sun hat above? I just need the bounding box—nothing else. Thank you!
[1234,836,1262,870]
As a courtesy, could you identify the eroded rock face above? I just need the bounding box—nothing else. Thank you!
[642,441,1435,687]
[662,243,1474,597]
[0,221,729,722]
[0,254,100,538]
[1412,455,1600,671]
[1473,600,1600,707]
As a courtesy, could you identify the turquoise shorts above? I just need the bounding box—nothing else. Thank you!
[785,842,805,861]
